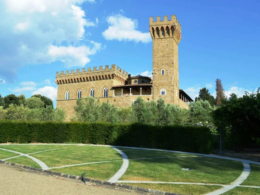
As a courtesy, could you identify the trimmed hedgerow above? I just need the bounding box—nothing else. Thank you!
[0,121,212,153]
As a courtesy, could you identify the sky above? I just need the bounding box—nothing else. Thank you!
[0,0,259,108]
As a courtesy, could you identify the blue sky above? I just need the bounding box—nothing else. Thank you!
[0,0,259,108]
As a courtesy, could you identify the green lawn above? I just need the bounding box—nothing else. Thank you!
[224,187,260,195]
[7,156,41,168]
[0,145,67,154]
[54,161,123,180]
[125,183,222,195]
[0,144,256,195]
[119,148,243,184]
[32,145,122,167]
[241,164,260,186]
[0,149,19,159]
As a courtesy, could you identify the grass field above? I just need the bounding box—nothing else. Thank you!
[0,144,259,195]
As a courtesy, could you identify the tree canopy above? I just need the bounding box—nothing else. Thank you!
[195,88,216,106]
[32,94,53,108]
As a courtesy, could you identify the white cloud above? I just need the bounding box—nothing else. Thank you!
[11,81,37,93]
[48,41,102,67]
[43,79,51,85]
[102,14,151,43]
[0,79,6,84]
[224,86,256,98]
[20,81,36,87]
[138,70,152,78]
[32,86,57,101]
[205,83,213,89]
[183,86,201,101]
[0,0,99,82]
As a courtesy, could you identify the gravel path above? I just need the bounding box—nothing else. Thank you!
[0,164,140,195]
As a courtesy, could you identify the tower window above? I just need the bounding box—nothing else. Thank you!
[65,91,69,100]
[77,90,82,99]
[162,69,165,75]
[161,89,166,95]
[103,87,108,97]
[90,88,95,97]
[134,80,138,84]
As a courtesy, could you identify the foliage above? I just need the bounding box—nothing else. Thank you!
[25,97,45,109]
[0,95,5,107]
[216,79,226,106]
[190,100,215,127]
[212,89,260,150]
[0,104,65,122]
[195,88,216,106]
[32,94,53,108]
[3,94,20,109]
[18,95,26,106]
[0,121,213,153]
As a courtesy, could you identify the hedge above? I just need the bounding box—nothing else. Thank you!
[0,121,212,153]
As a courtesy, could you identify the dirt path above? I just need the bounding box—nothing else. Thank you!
[0,164,141,195]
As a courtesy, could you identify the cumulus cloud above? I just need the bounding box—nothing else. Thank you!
[102,14,151,43]
[43,79,51,85]
[183,86,201,101]
[224,86,257,98]
[12,81,37,93]
[0,79,6,84]
[205,83,213,88]
[0,0,99,82]
[138,70,152,78]
[32,86,57,101]
[48,41,102,67]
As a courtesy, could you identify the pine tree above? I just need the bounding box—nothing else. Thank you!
[216,79,225,106]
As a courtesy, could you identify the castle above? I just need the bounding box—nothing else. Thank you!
[56,15,193,121]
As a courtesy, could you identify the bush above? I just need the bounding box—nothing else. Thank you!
[0,121,212,153]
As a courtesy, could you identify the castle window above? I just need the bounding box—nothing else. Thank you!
[161,89,166,96]
[134,80,138,84]
[162,69,165,75]
[103,87,108,97]
[166,26,170,36]
[90,89,94,97]
[156,27,160,38]
[65,91,69,100]
[161,27,165,37]
[77,90,82,99]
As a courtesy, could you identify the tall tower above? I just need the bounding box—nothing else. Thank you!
[150,15,182,105]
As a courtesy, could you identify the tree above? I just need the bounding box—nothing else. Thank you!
[74,97,100,122]
[216,79,226,106]
[99,101,119,123]
[212,89,260,152]
[18,95,26,106]
[25,97,45,109]
[32,94,53,108]
[0,94,4,107]
[195,88,216,106]
[4,94,20,109]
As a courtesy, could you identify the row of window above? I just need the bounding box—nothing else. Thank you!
[65,88,108,100]
[65,88,166,100]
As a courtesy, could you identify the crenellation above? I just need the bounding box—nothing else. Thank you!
[105,65,109,70]
[156,16,161,22]
[93,67,97,71]
[66,70,69,75]
[76,69,80,73]
[99,66,103,70]
[112,64,116,70]
[71,70,75,74]
[150,15,181,31]
[164,15,168,21]
[88,67,91,72]
[82,68,85,72]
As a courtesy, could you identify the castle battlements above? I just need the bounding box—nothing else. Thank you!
[149,15,181,31]
[55,64,129,85]
[56,64,128,79]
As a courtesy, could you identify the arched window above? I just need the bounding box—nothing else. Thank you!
[161,89,166,96]
[162,69,165,75]
[103,87,108,97]
[161,27,165,37]
[65,91,69,100]
[90,88,94,97]
[77,90,82,99]
[166,26,170,37]
[152,27,155,37]
[156,27,160,38]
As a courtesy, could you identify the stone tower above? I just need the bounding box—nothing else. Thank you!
[149,15,182,105]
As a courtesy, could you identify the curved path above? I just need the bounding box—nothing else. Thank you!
[1,144,260,195]
[0,148,49,170]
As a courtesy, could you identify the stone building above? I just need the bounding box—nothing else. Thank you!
[56,15,193,121]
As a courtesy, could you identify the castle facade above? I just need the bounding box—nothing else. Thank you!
[56,15,193,121]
